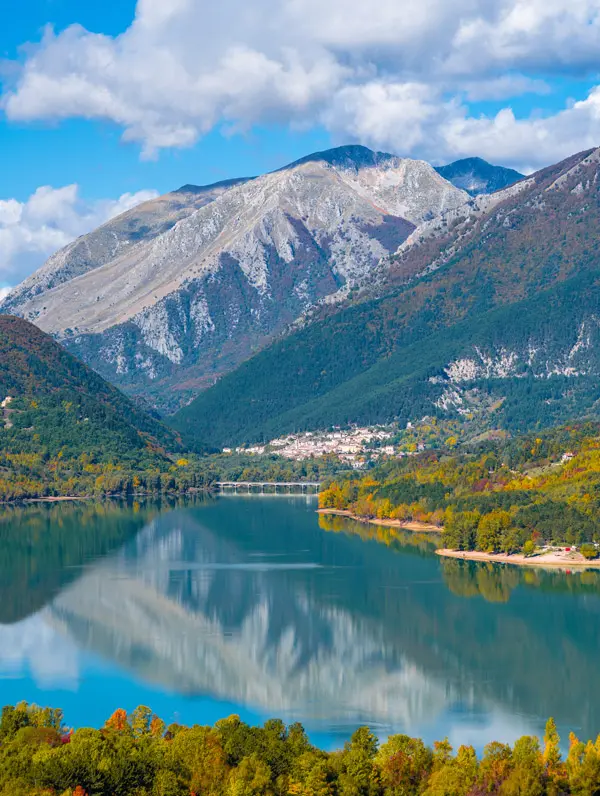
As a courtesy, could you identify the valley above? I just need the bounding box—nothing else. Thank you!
[4,3,600,794]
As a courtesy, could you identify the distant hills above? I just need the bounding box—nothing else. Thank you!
[172,147,600,448]
[1,146,469,411]
[435,157,524,196]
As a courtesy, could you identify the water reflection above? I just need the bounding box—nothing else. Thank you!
[0,497,599,748]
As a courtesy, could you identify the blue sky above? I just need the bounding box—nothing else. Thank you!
[0,0,332,201]
[1,0,600,288]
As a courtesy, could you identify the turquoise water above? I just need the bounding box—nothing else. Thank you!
[0,495,599,750]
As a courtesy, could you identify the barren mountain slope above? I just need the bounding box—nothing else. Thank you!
[3,178,250,311]
[2,146,468,410]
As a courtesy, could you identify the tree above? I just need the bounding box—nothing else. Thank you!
[170,726,227,796]
[290,753,333,796]
[580,543,598,560]
[543,718,567,795]
[104,709,130,734]
[500,736,544,796]
[377,734,433,796]
[422,745,477,796]
[567,732,600,795]
[523,539,536,557]
[130,705,153,737]
[476,511,512,553]
[477,741,513,792]
[339,727,380,796]
[228,755,272,796]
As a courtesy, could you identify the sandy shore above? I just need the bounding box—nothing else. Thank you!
[436,548,600,569]
[318,509,600,569]
[317,508,441,533]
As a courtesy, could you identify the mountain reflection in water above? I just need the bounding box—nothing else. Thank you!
[0,496,599,749]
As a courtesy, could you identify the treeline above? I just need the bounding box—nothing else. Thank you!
[320,422,600,553]
[195,452,341,484]
[0,448,210,502]
[0,395,340,501]
[0,447,341,502]
[1,703,599,795]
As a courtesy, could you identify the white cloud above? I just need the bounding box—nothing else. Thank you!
[0,613,79,688]
[0,185,158,289]
[3,0,600,169]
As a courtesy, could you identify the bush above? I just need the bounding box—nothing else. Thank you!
[522,539,536,557]
[580,543,598,560]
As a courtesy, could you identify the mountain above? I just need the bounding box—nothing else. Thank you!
[3,178,252,309]
[172,147,600,448]
[435,157,524,196]
[0,314,178,463]
[1,146,468,412]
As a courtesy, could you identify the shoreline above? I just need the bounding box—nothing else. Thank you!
[436,548,600,570]
[0,495,92,505]
[318,509,600,570]
[23,496,90,503]
[317,508,442,533]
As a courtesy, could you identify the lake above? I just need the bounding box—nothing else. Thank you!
[0,495,599,750]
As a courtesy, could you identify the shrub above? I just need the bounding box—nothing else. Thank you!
[580,543,598,560]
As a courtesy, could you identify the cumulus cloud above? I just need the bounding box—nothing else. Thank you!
[3,0,600,169]
[0,185,158,288]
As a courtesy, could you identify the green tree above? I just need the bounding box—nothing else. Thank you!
[377,734,433,796]
[477,511,512,553]
[423,745,477,796]
[500,736,544,796]
[523,539,536,557]
[543,718,567,795]
[339,727,380,796]
[131,705,153,737]
[228,755,272,796]
[580,543,598,560]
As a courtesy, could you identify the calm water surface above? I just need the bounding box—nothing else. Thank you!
[0,495,599,749]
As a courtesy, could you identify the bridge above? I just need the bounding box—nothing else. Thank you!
[216,481,321,493]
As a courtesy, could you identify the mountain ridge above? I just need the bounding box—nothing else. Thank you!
[172,145,600,447]
[1,145,470,411]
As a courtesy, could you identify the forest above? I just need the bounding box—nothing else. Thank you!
[319,422,600,552]
[0,702,598,796]
[0,445,339,502]
[0,316,341,501]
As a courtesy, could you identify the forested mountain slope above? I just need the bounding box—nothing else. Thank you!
[0,316,182,497]
[1,146,467,412]
[173,147,600,448]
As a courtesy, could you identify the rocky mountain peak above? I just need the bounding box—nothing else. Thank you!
[0,145,474,412]
[435,157,525,196]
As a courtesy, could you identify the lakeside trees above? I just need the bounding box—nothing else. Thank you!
[319,422,600,553]
[0,703,597,795]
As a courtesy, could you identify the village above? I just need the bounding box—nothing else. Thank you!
[223,425,426,466]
